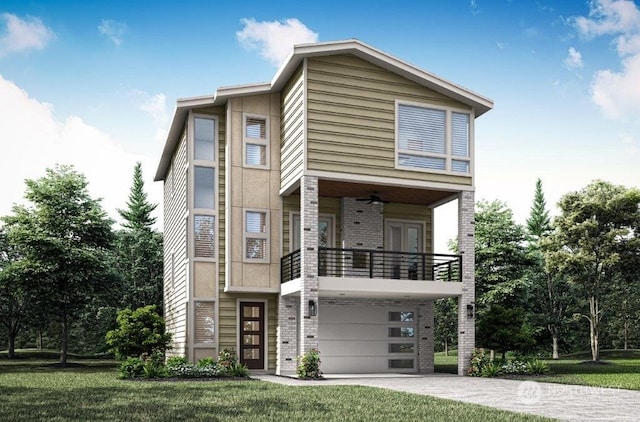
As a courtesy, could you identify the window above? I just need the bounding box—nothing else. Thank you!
[243,115,269,168]
[389,311,415,322]
[194,215,215,258]
[244,210,268,262]
[389,359,414,369]
[194,301,215,344]
[194,117,215,161]
[194,166,215,209]
[396,102,471,174]
[389,343,415,353]
[388,327,415,337]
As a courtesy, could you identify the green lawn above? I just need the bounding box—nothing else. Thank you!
[0,359,552,422]
[537,358,640,390]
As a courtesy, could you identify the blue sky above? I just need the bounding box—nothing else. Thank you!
[1,0,639,251]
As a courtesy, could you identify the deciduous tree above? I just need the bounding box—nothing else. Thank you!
[2,165,114,364]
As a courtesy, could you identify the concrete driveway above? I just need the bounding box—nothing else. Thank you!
[254,373,640,421]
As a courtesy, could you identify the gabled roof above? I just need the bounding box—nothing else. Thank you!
[155,39,494,181]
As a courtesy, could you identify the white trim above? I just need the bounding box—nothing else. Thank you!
[225,286,281,293]
[243,208,270,263]
[242,112,270,169]
[302,58,308,174]
[236,298,269,371]
[225,103,232,291]
[384,218,426,253]
[395,100,473,176]
[303,170,475,192]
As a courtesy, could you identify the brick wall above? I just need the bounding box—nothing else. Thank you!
[457,190,475,375]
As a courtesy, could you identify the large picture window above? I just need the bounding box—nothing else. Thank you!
[244,210,269,262]
[194,301,215,344]
[396,102,471,174]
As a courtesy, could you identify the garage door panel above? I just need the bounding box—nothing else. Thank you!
[320,339,392,356]
[319,323,388,341]
[320,306,391,324]
[318,304,417,373]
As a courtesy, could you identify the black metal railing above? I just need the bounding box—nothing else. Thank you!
[280,247,461,283]
[281,249,301,283]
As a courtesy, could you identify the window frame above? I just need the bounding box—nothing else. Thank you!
[193,300,216,346]
[242,113,270,169]
[243,208,270,263]
[395,100,473,175]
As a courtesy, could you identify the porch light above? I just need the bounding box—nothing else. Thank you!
[466,303,474,319]
[309,300,317,317]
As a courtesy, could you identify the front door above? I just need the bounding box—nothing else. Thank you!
[385,222,424,279]
[239,302,265,370]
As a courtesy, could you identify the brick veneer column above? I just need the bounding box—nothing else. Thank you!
[418,300,434,373]
[300,176,319,355]
[276,296,297,375]
[457,190,475,375]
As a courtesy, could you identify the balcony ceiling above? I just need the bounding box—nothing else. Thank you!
[317,180,457,207]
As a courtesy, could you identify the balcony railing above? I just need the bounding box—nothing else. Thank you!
[281,248,461,283]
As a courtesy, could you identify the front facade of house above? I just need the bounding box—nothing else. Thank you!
[155,40,492,375]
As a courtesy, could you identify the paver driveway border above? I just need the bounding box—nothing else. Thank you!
[254,374,640,421]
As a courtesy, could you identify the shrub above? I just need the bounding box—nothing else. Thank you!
[106,305,172,359]
[526,359,550,375]
[468,349,490,377]
[217,348,237,372]
[229,361,249,377]
[297,349,321,379]
[501,360,529,375]
[197,357,216,368]
[142,351,167,378]
[166,356,189,368]
[119,357,144,379]
[480,361,502,377]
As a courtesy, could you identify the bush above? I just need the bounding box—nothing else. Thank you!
[297,349,321,379]
[106,305,172,359]
[197,357,215,368]
[480,361,503,377]
[119,357,144,379]
[468,349,490,377]
[229,361,249,377]
[142,351,167,378]
[526,359,550,375]
[217,348,236,372]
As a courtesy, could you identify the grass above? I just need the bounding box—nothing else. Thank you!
[0,359,553,422]
[434,350,458,374]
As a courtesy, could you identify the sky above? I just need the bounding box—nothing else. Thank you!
[1,0,639,252]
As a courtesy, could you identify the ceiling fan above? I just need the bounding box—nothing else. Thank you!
[356,192,390,205]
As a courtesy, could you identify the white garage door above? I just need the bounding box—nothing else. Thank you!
[318,304,417,373]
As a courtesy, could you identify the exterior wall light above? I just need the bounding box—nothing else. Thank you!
[466,303,474,319]
[309,300,317,317]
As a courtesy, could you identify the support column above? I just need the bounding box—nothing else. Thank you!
[300,176,319,356]
[276,296,297,375]
[457,190,475,375]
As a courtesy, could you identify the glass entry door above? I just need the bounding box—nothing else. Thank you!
[239,302,265,370]
[385,222,423,279]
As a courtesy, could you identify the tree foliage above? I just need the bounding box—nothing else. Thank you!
[434,298,457,355]
[474,200,532,309]
[1,165,115,363]
[526,178,552,240]
[117,162,157,230]
[106,305,171,359]
[544,180,640,361]
[114,162,163,313]
[476,305,534,359]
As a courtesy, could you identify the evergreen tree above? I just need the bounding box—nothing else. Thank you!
[115,163,163,313]
[526,178,552,240]
[117,162,157,230]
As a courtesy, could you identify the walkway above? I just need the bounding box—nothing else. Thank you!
[253,373,640,421]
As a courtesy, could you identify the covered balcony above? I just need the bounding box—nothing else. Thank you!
[280,247,462,298]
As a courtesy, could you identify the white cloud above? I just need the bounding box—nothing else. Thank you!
[236,18,318,67]
[496,41,506,50]
[571,0,640,119]
[620,132,638,155]
[0,75,163,228]
[564,46,584,69]
[0,13,54,57]
[98,19,127,46]
[470,0,480,15]
[131,90,170,143]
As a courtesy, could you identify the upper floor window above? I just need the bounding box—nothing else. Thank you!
[244,210,269,262]
[396,102,471,174]
[194,166,215,209]
[194,117,215,161]
[243,114,269,168]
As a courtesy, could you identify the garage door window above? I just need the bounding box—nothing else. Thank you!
[389,359,414,369]
[389,343,415,353]
[389,311,414,322]
[388,327,415,337]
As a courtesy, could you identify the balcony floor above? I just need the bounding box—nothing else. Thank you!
[281,276,462,299]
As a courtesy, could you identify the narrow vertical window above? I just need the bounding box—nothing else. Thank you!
[194,166,215,209]
[194,301,215,344]
[244,210,269,262]
[244,115,269,168]
[194,117,215,161]
[194,215,215,258]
